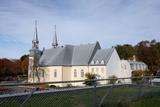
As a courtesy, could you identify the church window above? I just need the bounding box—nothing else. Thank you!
[81,70,84,77]
[54,69,57,78]
[42,71,44,77]
[74,69,77,77]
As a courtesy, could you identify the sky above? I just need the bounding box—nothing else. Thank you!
[0,0,160,58]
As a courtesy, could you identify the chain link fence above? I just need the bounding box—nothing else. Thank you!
[0,76,160,107]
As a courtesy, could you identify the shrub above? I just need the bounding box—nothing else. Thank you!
[108,75,118,84]
[83,73,97,86]
[132,70,144,83]
[66,84,72,87]
[49,85,57,88]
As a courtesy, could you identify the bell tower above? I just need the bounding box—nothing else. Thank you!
[28,21,41,82]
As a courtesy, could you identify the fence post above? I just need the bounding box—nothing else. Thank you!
[93,79,97,107]
[137,77,143,99]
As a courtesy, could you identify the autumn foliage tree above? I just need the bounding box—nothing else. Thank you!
[135,40,160,75]
[116,40,160,76]
[0,55,29,79]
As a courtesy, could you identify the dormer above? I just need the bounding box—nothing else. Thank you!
[101,60,105,64]
[91,60,95,64]
[95,60,99,64]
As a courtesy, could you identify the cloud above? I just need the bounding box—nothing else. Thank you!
[0,0,160,58]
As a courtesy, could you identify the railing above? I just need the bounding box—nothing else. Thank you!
[0,76,160,107]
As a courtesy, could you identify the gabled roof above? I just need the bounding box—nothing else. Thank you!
[71,42,100,65]
[90,48,115,65]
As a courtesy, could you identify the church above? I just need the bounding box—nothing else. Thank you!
[28,22,147,86]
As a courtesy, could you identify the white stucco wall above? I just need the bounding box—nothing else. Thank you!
[121,60,132,83]
[106,49,122,78]
[28,57,34,83]
[40,66,63,87]
[71,66,89,86]
[62,66,72,86]
[89,66,107,84]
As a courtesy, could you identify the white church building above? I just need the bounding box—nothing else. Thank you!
[28,22,147,86]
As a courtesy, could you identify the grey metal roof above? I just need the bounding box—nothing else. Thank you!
[90,48,114,65]
[39,42,99,66]
[39,45,74,66]
[39,42,114,66]
[71,43,99,65]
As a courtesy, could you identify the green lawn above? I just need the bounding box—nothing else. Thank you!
[129,95,160,107]
[0,85,160,107]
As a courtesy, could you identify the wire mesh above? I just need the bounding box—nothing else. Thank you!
[0,76,160,107]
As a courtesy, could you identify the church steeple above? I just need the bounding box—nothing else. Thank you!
[32,20,39,49]
[52,25,58,48]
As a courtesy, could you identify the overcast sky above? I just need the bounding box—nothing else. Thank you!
[0,0,160,58]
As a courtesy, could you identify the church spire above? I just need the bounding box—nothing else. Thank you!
[52,24,58,48]
[32,20,39,49]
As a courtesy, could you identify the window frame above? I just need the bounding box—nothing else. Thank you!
[81,69,84,77]
[74,69,77,77]
[54,69,57,78]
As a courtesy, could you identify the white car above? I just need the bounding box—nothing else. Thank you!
[151,78,160,85]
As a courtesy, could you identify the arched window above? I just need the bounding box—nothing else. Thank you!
[81,70,84,77]
[101,60,105,64]
[54,69,57,78]
[42,71,44,77]
[74,69,77,77]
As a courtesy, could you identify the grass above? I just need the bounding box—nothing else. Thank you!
[0,85,160,107]
[130,95,160,107]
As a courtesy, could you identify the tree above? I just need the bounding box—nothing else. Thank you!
[20,55,29,74]
[136,40,160,75]
[0,54,29,79]
[116,44,135,60]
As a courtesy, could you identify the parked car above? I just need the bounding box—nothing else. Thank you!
[151,71,160,85]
